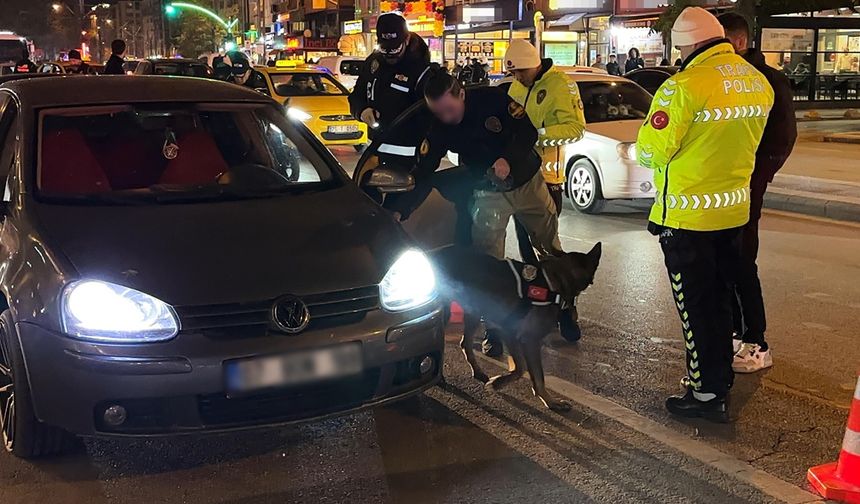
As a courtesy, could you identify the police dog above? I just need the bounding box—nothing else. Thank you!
[432,244,601,411]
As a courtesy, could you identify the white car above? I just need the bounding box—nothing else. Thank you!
[452,71,655,213]
[317,56,364,90]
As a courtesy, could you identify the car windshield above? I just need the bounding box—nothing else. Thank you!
[270,73,348,97]
[152,62,212,77]
[577,80,652,123]
[37,103,338,204]
[0,40,25,63]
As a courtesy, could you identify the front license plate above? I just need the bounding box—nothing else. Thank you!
[328,125,359,134]
[226,344,362,393]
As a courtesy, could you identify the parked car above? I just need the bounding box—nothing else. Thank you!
[36,61,101,75]
[624,66,679,96]
[0,75,443,458]
[255,65,368,151]
[448,72,657,213]
[134,58,214,78]
[122,60,140,75]
[317,56,364,90]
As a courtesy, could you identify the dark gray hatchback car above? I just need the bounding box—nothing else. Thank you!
[0,75,443,457]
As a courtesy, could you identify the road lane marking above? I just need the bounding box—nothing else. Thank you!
[474,353,823,504]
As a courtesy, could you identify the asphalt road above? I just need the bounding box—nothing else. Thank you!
[1,146,855,503]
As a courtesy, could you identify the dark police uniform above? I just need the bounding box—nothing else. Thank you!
[397,86,562,260]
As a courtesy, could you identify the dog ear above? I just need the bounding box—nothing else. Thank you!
[586,242,602,266]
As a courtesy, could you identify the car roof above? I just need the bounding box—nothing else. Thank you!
[257,66,326,74]
[566,72,632,83]
[0,75,270,108]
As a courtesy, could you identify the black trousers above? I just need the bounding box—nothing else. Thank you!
[732,182,767,348]
[660,227,742,397]
[515,183,563,264]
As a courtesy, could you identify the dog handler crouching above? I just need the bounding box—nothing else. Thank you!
[505,39,587,343]
[636,7,773,422]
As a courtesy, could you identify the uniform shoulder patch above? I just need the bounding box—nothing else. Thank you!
[536,89,547,105]
[419,138,430,156]
[370,59,380,74]
[650,110,670,130]
[485,116,502,133]
[508,101,526,119]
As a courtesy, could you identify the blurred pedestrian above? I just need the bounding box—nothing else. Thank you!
[625,47,645,73]
[66,49,90,75]
[14,46,36,73]
[636,7,774,422]
[592,54,606,71]
[660,57,670,66]
[718,12,797,374]
[606,54,622,76]
[104,39,126,75]
[505,39,586,344]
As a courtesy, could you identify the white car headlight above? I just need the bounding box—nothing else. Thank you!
[379,250,437,311]
[61,280,179,343]
[286,107,312,121]
[617,142,637,160]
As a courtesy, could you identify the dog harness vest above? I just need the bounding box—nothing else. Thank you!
[505,259,562,306]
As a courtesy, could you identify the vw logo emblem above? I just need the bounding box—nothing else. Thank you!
[272,295,311,334]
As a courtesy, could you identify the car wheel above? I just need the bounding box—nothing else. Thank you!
[0,309,75,458]
[566,159,606,214]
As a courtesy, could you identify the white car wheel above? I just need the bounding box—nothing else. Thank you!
[566,159,605,214]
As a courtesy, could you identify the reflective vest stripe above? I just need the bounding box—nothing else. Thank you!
[538,138,577,147]
[655,187,749,210]
[378,144,416,157]
[694,104,770,123]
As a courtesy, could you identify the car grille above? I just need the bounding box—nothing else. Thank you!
[320,114,355,121]
[197,368,382,427]
[321,131,363,141]
[174,286,380,333]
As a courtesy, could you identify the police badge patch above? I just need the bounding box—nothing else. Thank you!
[536,89,547,104]
[419,138,430,155]
[371,59,380,74]
[508,101,526,119]
[522,264,538,281]
[484,116,502,133]
[394,74,408,82]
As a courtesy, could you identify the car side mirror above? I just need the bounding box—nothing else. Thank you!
[364,168,415,193]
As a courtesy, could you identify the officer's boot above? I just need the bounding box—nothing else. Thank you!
[665,387,729,423]
[558,301,582,343]
[481,328,504,358]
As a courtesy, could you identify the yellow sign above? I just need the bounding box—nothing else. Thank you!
[343,20,363,35]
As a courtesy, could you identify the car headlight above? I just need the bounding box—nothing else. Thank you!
[617,142,637,160]
[286,107,312,121]
[61,280,179,343]
[379,250,437,311]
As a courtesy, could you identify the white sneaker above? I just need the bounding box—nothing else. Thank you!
[732,343,773,373]
[732,338,743,355]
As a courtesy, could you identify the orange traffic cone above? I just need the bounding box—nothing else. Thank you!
[808,373,860,503]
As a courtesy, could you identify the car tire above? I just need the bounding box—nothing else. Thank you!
[0,309,76,458]
[565,158,606,214]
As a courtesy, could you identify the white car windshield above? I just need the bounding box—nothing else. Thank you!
[37,103,338,203]
[577,81,652,123]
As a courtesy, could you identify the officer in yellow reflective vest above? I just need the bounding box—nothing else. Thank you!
[504,39,587,344]
[636,7,774,422]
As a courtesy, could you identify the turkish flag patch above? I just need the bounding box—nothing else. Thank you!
[650,111,669,130]
[527,285,550,302]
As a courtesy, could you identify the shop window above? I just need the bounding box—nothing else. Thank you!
[760,28,814,100]
[815,29,860,100]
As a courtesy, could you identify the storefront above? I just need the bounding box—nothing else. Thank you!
[442,0,532,73]
[758,9,860,105]
[539,0,612,66]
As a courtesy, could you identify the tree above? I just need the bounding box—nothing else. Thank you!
[167,0,231,58]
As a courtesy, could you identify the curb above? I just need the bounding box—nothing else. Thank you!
[764,190,860,223]
[823,135,860,144]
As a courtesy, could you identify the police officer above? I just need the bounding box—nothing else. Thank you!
[636,7,773,422]
[397,71,561,262]
[349,12,432,141]
[505,39,586,343]
[222,51,268,91]
[718,13,797,374]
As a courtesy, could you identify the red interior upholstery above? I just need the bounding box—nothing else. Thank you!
[158,131,229,185]
[94,135,166,191]
[40,130,111,194]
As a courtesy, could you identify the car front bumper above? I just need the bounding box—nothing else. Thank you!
[308,119,368,146]
[17,305,444,436]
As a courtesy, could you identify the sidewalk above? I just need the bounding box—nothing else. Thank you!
[766,140,860,222]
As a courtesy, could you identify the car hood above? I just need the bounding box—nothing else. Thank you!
[33,186,408,307]
[585,119,644,143]
[287,95,352,117]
